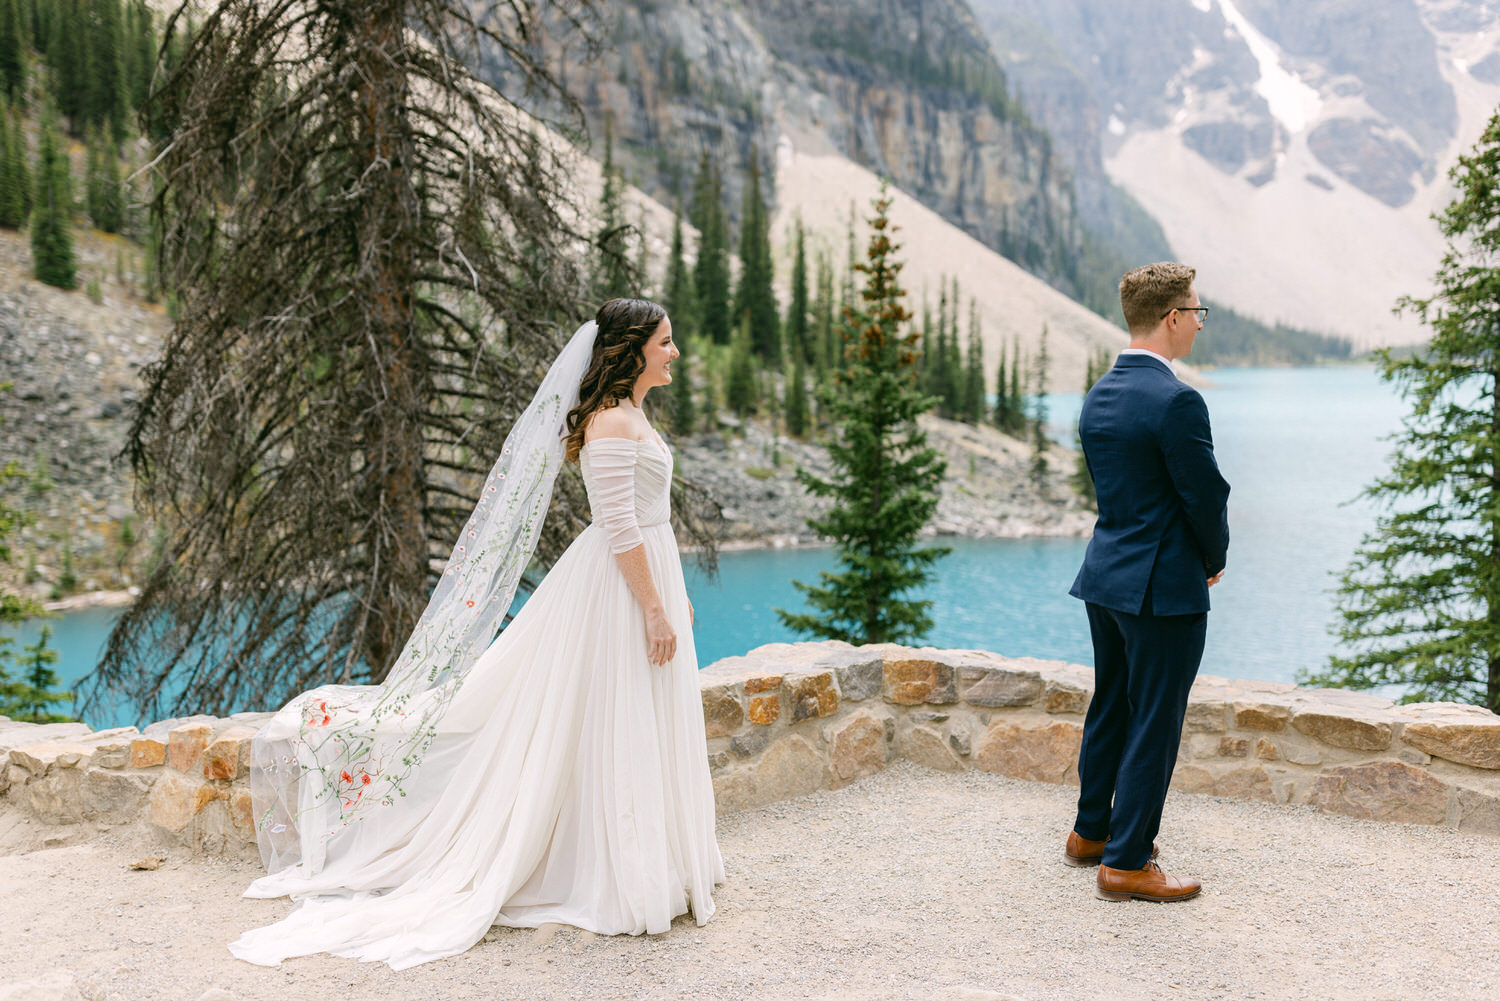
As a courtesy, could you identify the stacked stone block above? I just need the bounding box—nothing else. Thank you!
[698,643,1500,835]
[1,712,270,851]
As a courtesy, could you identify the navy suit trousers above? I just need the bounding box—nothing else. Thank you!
[1074,598,1206,870]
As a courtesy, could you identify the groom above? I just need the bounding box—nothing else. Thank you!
[1065,262,1230,902]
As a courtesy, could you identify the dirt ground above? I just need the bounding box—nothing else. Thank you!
[2,760,1495,1001]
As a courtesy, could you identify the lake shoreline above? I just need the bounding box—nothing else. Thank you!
[42,590,137,614]
[39,515,1098,613]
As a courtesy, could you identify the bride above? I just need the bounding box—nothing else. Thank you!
[229,298,724,970]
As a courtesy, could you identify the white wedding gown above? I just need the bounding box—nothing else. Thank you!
[229,435,724,969]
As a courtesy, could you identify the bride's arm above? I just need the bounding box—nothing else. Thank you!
[586,412,677,666]
[614,547,676,666]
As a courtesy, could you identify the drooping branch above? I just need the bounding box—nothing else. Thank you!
[86,0,621,722]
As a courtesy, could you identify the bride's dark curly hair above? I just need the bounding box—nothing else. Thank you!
[564,297,668,463]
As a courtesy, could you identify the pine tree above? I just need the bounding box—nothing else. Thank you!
[842,200,857,308]
[48,0,87,128]
[85,126,101,215]
[698,363,720,433]
[919,294,935,394]
[123,0,149,111]
[0,385,62,722]
[725,315,758,417]
[786,216,809,365]
[1030,325,1050,489]
[733,154,780,364]
[89,0,128,141]
[632,202,648,291]
[31,113,76,290]
[776,185,949,645]
[594,118,631,300]
[994,338,1008,427]
[1002,336,1026,435]
[143,6,191,144]
[4,626,74,722]
[963,298,984,424]
[30,0,47,52]
[666,331,697,437]
[0,0,24,100]
[944,278,963,416]
[690,153,730,344]
[785,349,808,438]
[663,196,698,337]
[932,282,948,403]
[813,251,835,379]
[0,106,25,229]
[1301,111,1500,711]
[86,128,124,232]
[129,1,156,112]
[935,326,956,418]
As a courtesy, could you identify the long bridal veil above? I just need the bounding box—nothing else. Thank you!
[247,320,599,877]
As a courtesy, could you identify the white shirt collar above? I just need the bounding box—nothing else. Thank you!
[1120,347,1176,375]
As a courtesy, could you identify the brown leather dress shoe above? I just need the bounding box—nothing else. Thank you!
[1062,831,1160,867]
[1095,861,1201,902]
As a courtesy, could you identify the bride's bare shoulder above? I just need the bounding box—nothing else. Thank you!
[583,405,641,445]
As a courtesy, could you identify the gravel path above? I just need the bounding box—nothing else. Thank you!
[3,760,1495,1001]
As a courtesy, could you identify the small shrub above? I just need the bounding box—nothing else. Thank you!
[28,450,52,495]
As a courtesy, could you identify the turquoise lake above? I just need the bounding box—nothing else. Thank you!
[9,365,1405,728]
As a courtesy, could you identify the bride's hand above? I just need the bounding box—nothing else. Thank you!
[688,598,694,626]
[646,608,677,665]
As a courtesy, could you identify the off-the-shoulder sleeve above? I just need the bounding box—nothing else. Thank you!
[588,439,644,554]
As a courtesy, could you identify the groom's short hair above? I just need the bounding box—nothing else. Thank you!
[1119,262,1196,333]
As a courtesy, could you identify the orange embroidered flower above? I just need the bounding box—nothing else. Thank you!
[340,770,352,783]
[362,774,371,785]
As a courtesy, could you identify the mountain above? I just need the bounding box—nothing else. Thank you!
[504,0,1110,309]
[970,0,1500,349]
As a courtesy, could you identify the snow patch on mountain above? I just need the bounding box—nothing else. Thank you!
[1216,0,1322,134]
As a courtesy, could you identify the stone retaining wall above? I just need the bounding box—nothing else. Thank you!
[4,642,1499,853]
[701,644,1500,834]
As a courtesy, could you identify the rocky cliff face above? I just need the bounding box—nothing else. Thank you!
[520,0,1094,300]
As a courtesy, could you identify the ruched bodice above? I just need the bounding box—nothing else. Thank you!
[580,437,673,551]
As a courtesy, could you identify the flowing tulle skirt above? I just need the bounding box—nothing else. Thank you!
[228,520,724,970]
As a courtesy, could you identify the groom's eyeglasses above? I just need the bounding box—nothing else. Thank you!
[1163,306,1209,323]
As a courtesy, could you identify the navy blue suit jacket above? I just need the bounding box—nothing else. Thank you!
[1069,354,1230,616]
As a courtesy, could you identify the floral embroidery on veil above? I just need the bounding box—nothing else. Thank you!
[247,321,599,868]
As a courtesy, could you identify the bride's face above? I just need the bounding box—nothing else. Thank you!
[638,318,679,393]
